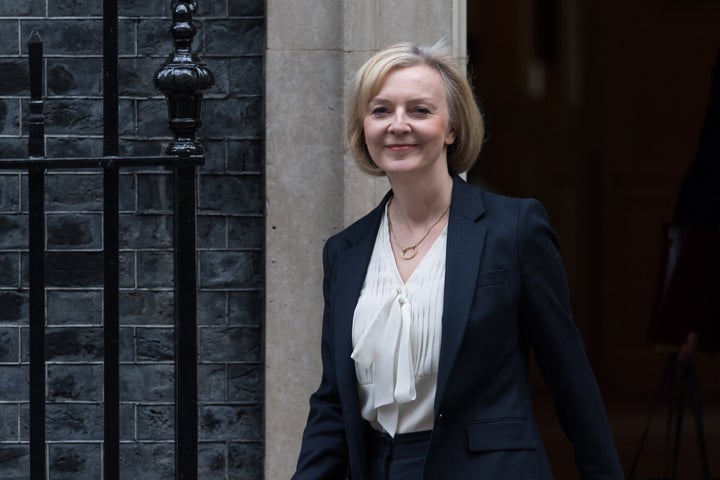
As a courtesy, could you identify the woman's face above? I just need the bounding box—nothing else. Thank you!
[363,65,455,178]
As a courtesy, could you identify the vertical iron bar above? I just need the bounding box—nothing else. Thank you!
[103,0,120,478]
[175,165,198,479]
[28,29,46,480]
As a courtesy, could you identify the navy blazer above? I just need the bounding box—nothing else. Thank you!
[293,175,623,479]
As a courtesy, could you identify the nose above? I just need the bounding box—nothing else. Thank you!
[387,110,410,134]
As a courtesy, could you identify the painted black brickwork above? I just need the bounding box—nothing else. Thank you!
[0,1,264,478]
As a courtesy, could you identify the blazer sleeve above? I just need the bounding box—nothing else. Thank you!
[517,199,624,480]
[292,240,350,480]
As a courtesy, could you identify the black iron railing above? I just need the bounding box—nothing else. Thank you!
[0,1,214,479]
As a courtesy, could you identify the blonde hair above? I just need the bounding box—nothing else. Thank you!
[347,41,484,175]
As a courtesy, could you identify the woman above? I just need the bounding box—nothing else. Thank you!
[293,42,623,479]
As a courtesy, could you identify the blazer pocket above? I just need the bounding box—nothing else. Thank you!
[466,418,536,452]
[476,268,506,288]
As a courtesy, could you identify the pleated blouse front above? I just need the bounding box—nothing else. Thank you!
[351,205,446,437]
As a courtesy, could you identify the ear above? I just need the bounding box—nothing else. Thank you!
[445,128,456,146]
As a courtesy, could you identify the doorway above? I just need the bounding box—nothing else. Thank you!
[467,0,720,477]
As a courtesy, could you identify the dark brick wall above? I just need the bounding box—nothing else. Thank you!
[0,1,264,479]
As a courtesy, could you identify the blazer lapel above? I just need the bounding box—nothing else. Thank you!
[435,175,487,414]
[332,196,388,433]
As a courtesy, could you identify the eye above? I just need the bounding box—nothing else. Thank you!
[369,106,389,116]
[410,106,432,116]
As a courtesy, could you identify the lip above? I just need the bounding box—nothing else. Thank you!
[386,143,416,151]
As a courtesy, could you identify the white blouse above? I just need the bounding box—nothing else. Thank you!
[351,206,446,437]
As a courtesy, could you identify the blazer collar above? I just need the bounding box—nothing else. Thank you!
[435,175,488,414]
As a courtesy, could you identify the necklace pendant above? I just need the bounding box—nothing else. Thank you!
[400,245,418,260]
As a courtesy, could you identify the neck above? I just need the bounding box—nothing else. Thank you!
[387,172,453,224]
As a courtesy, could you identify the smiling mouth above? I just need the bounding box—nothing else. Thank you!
[386,144,416,151]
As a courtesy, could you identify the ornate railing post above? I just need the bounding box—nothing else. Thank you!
[155,1,215,157]
[154,2,214,478]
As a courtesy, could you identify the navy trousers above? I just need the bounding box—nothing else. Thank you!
[366,425,432,480]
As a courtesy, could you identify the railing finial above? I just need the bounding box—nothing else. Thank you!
[154,2,215,157]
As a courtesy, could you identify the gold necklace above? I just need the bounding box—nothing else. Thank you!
[387,196,451,260]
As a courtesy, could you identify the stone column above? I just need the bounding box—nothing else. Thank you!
[265,2,465,478]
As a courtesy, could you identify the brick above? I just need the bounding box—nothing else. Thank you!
[136,327,174,361]
[197,214,227,249]
[228,442,263,480]
[46,290,102,326]
[137,98,173,138]
[203,97,263,137]
[0,60,29,96]
[227,139,263,173]
[119,138,169,158]
[0,21,19,56]
[0,253,20,286]
[120,213,173,249]
[197,290,227,326]
[0,291,28,323]
[49,443,102,478]
[46,327,103,362]
[0,445,29,478]
[0,365,29,400]
[228,291,263,326]
[201,140,227,172]
[0,404,18,440]
[118,0,169,17]
[119,290,174,325]
[47,0,102,16]
[136,250,174,288]
[32,98,104,136]
[199,251,261,289]
[119,327,135,362]
[119,251,136,288]
[0,327,19,362]
[45,173,103,211]
[198,363,226,402]
[228,364,261,402]
[228,57,263,96]
[199,174,263,215]
[199,405,261,441]
[0,175,20,212]
[119,443,174,479]
[45,137,104,159]
[19,20,125,56]
[198,442,227,478]
[0,137,26,159]
[119,98,137,136]
[228,216,263,249]
[0,0,44,16]
[120,404,135,441]
[0,98,21,136]
[46,251,104,288]
[47,364,103,402]
[119,57,165,96]
[46,57,103,96]
[137,19,179,57]
[228,0,265,17]
[47,213,103,250]
[46,403,103,441]
[136,173,173,212]
[120,364,173,401]
[199,327,260,362]
[119,172,136,212]
[0,214,27,249]
[204,19,263,56]
[137,405,174,440]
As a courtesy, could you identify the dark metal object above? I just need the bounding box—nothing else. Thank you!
[27,29,46,480]
[5,2,213,478]
[154,3,214,477]
[103,0,121,477]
